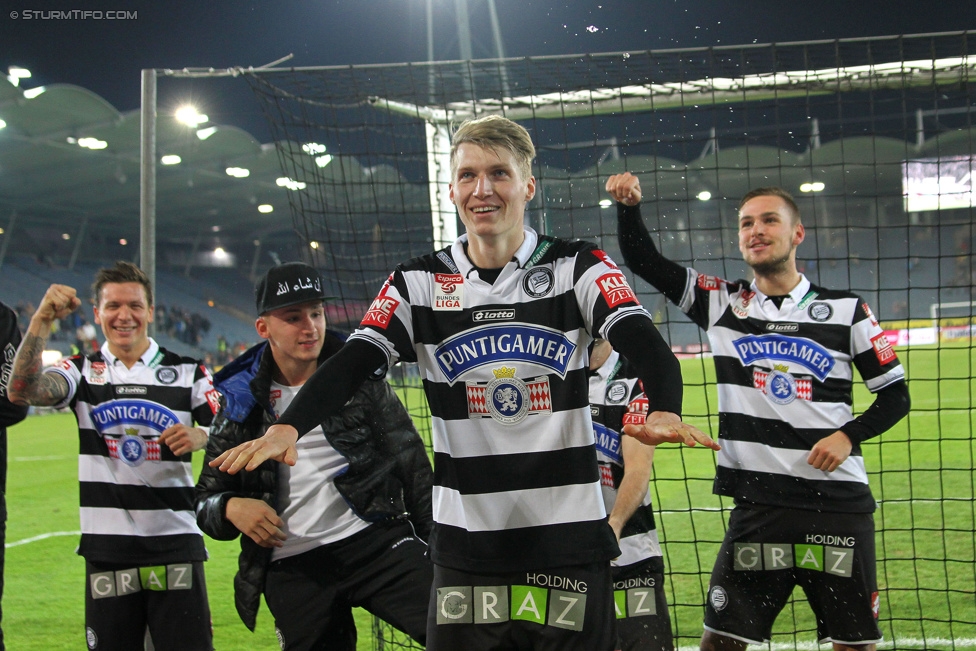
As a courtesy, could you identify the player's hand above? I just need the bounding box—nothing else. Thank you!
[34,284,82,324]
[210,424,299,473]
[225,497,286,548]
[605,172,642,206]
[622,411,721,450]
[158,424,208,456]
[807,430,852,472]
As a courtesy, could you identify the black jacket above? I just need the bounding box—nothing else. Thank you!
[195,331,433,630]
[0,302,29,493]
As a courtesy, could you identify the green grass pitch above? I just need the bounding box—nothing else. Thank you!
[4,343,974,649]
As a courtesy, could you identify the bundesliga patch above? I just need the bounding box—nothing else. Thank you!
[90,361,107,385]
[753,367,812,404]
[434,273,464,311]
[466,367,552,424]
[871,332,896,365]
[597,272,637,308]
[731,289,755,319]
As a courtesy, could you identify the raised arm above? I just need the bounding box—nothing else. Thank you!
[607,172,689,304]
[8,285,81,406]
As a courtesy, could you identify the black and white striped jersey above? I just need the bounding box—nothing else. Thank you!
[47,339,218,565]
[678,271,904,513]
[588,349,662,568]
[349,227,649,572]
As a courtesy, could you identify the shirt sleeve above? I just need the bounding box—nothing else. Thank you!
[191,362,219,428]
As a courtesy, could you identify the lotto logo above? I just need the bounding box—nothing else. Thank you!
[362,296,399,329]
[597,272,637,308]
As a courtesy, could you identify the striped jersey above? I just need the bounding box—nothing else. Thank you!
[588,350,662,568]
[47,339,218,564]
[349,227,649,572]
[677,271,904,513]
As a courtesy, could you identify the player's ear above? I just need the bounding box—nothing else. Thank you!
[525,175,536,202]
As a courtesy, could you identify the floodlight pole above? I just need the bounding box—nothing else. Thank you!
[140,69,157,335]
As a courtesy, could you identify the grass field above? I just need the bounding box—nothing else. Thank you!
[4,342,974,650]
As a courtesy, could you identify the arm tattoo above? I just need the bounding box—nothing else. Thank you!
[10,333,69,406]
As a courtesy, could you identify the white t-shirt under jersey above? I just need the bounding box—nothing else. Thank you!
[270,381,370,561]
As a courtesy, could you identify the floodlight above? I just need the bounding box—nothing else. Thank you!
[258,204,274,213]
[800,182,825,193]
[196,127,218,140]
[175,106,208,127]
[7,66,31,87]
[276,177,307,191]
[302,142,327,155]
[23,87,46,99]
[77,137,108,150]
[161,155,182,165]
[225,167,250,178]
[310,241,320,249]
[0,118,5,130]
[599,199,613,208]
[697,190,712,201]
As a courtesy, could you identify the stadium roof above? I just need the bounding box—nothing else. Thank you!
[0,75,314,263]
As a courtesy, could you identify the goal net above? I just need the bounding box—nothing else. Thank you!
[243,31,976,649]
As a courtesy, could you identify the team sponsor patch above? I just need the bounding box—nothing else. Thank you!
[753,367,812,404]
[731,289,755,319]
[731,542,854,576]
[90,399,181,435]
[60,358,74,372]
[434,273,464,311]
[205,388,221,414]
[871,591,880,618]
[597,272,637,308]
[614,586,658,618]
[871,332,896,365]
[90,361,107,385]
[115,385,147,395]
[592,249,620,270]
[592,421,622,464]
[361,295,400,329]
[436,251,460,275]
[435,580,586,629]
[90,563,192,599]
[523,267,555,298]
[599,464,614,488]
[733,334,835,382]
[435,324,576,383]
[807,301,834,322]
[862,303,879,327]
[697,274,721,291]
[466,368,551,424]
[605,380,629,404]
[472,308,515,322]
[155,367,178,384]
[623,395,649,425]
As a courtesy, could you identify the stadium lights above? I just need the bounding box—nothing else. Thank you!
[77,137,108,150]
[196,126,217,140]
[310,241,320,250]
[302,142,327,155]
[276,177,307,191]
[697,190,712,201]
[62,233,70,240]
[161,154,182,165]
[0,118,6,130]
[800,182,825,193]
[7,66,31,87]
[258,204,274,213]
[214,247,228,259]
[599,199,613,208]
[0,227,5,235]
[315,155,333,168]
[119,238,127,245]
[22,86,46,99]
[175,106,208,127]
[225,167,250,178]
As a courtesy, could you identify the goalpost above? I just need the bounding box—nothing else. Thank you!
[225,31,976,649]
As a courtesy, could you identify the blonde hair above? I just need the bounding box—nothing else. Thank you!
[450,115,536,182]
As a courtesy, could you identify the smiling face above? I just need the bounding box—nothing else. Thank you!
[737,194,805,275]
[449,142,536,257]
[256,300,326,381]
[93,281,154,359]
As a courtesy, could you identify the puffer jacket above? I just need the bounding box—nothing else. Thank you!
[195,331,434,630]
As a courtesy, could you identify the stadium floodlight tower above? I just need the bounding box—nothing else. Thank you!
[369,52,976,249]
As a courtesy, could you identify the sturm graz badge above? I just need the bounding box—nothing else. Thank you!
[118,434,147,466]
[765,368,798,405]
[605,380,629,404]
[486,366,530,424]
[808,302,833,322]
[523,267,555,298]
[155,367,178,384]
[709,585,729,612]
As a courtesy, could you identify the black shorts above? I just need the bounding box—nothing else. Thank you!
[427,561,616,651]
[704,504,881,646]
[264,520,432,651]
[85,559,212,651]
[612,557,673,651]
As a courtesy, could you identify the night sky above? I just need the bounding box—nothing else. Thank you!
[2,0,976,140]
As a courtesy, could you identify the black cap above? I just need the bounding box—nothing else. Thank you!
[255,262,329,315]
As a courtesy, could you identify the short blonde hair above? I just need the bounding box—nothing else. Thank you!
[450,115,536,182]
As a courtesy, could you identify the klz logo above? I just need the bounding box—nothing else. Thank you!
[597,272,636,308]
